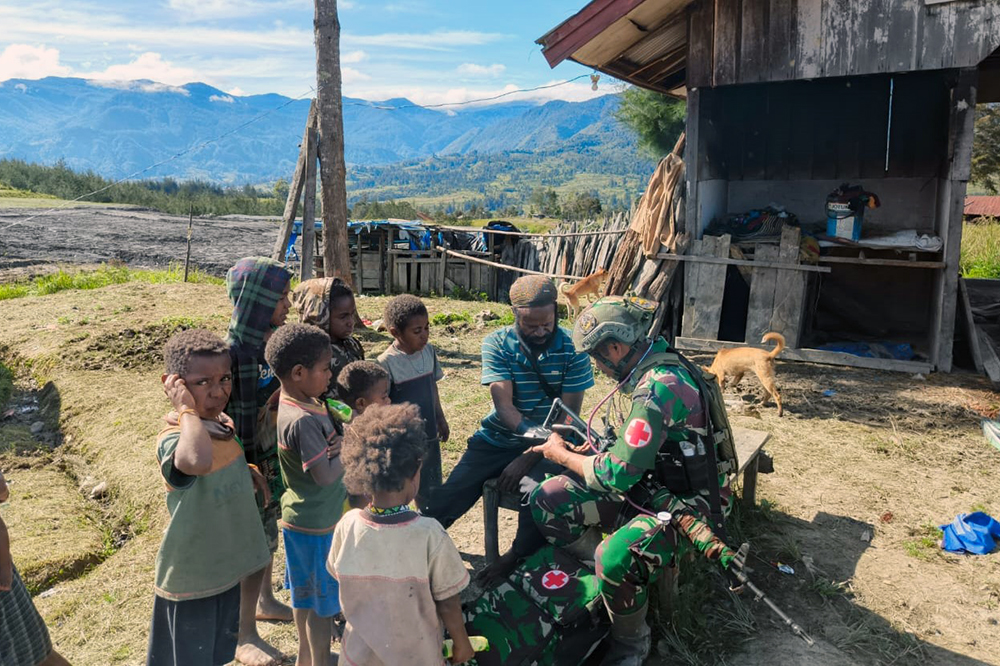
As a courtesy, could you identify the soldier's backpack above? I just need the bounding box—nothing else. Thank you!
[462,545,609,666]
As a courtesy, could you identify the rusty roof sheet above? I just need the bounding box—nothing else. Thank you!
[965,196,1000,218]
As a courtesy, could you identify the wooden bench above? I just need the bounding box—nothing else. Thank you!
[481,427,771,564]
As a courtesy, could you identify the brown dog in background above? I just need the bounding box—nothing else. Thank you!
[705,332,785,416]
[559,268,607,318]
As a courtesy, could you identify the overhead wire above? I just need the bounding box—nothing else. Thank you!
[2,73,595,231]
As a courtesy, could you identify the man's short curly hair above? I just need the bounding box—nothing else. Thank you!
[337,361,389,407]
[264,323,330,379]
[342,403,427,495]
[383,294,428,333]
[164,329,229,376]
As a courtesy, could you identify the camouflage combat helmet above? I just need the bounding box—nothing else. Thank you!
[572,295,658,354]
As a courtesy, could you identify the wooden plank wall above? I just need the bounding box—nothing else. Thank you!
[697,71,950,183]
[687,0,1000,88]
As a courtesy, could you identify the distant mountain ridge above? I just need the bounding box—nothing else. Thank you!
[0,77,638,186]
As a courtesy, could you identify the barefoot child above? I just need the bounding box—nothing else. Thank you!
[377,295,449,511]
[147,330,271,666]
[265,324,347,666]
[0,469,73,666]
[225,256,293,664]
[328,403,473,665]
[292,277,365,402]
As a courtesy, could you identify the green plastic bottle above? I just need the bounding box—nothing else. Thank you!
[442,636,490,659]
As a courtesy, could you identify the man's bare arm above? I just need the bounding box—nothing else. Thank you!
[561,390,585,416]
[489,381,528,431]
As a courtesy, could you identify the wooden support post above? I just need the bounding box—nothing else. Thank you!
[183,207,194,282]
[273,100,316,262]
[378,232,386,293]
[299,125,318,281]
[388,228,397,293]
[355,235,364,291]
[315,0,351,283]
[933,68,978,372]
[438,246,448,296]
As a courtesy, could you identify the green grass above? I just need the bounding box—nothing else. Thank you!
[961,219,1000,279]
[0,264,224,301]
[0,184,58,200]
[0,362,12,410]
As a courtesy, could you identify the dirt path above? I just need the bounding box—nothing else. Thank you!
[0,205,279,275]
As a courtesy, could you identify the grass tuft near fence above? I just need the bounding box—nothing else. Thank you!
[961,219,1000,279]
[0,264,224,301]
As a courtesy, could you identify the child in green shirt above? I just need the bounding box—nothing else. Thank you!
[265,323,346,666]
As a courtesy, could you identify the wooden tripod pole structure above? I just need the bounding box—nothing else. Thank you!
[272,101,317,262]
[314,0,352,285]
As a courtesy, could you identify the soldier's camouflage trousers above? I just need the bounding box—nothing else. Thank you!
[530,475,735,614]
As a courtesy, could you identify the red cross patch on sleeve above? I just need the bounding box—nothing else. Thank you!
[624,418,652,448]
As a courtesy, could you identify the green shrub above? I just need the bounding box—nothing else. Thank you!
[0,264,224,302]
[0,363,13,410]
[961,219,1000,279]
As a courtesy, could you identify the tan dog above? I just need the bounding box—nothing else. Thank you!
[559,268,607,318]
[705,332,785,416]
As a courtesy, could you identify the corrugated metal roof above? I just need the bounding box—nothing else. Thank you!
[965,196,1000,218]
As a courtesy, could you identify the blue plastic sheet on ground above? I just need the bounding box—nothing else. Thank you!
[816,341,916,361]
[940,512,1000,555]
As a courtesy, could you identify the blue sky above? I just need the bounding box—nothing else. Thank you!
[0,0,612,105]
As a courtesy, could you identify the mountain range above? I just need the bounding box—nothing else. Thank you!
[0,77,646,192]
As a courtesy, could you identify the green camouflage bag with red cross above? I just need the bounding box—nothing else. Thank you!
[462,545,608,666]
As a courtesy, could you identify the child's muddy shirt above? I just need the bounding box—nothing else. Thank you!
[276,395,346,533]
[154,423,270,601]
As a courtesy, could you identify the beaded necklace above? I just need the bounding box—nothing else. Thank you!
[366,503,413,516]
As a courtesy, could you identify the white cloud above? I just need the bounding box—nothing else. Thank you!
[209,94,235,103]
[345,79,606,107]
[343,30,507,51]
[0,44,71,81]
[339,0,357,8]
[342,50,367,64]
[456,63,505,77]
[166,0,310,20]
[82,52,200,87]
[227,86,247,96]
[88,79,190,95]
[342,67,370,83]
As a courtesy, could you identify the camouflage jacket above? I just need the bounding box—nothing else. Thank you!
[581,338,708,495]
[325,336,365,401]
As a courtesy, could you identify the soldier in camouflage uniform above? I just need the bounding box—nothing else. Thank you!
[528,296,737,666]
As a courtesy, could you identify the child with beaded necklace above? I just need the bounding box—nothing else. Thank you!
[328,403,473,665]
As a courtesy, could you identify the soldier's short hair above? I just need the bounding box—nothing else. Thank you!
[342,403,427,495]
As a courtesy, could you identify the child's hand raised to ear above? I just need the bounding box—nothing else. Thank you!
[163,374,197,414]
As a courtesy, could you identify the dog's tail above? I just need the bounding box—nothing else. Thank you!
[761,332,786,358]
[559,282,571,295]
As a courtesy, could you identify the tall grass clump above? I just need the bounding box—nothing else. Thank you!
[961,218,1000,279]
[0,264,224,301]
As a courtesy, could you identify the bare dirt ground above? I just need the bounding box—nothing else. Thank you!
[0,275,998,665]
[0,204,279,275]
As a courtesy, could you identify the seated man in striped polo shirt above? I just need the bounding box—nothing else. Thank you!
[423,275,595,581]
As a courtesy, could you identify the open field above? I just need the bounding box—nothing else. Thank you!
[0,273,998,665]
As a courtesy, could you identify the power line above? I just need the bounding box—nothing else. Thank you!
[2,74,597,231]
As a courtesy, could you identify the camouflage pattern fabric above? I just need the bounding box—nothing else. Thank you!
[463,546,607,666]
[530,337,735,614]
[325,337,365,401]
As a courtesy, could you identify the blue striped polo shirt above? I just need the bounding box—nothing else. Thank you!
[477,326,595,449]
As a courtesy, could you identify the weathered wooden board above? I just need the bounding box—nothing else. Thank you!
[745,244,781,343]
[681,234,731,340]
[978,327,1000,389]
[770,226,807,347]
[686,0,1000,88]
[959,278,985,374]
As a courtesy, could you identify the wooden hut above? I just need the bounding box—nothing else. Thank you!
[539,0,1000,373]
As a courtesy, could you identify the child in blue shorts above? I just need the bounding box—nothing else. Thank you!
[265,323,346,666]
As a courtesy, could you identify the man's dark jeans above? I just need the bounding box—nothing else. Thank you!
[422,434,563,558]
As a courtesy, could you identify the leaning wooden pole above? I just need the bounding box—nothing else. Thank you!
[272,100,316,262]
[300,125,319,280]
[314,0,351,283]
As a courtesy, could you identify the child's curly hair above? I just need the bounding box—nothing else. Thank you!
[163,329,229,376]
[383,294,428,333]
[342,403,427,495]
[337,361,389,407]
[264,323,330,379]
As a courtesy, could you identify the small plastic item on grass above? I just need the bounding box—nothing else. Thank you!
[984,420,1000,453]
[775,562,795,575]
[822,389,837,397]
[442,636,490,658]
[940,512,1000,555]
